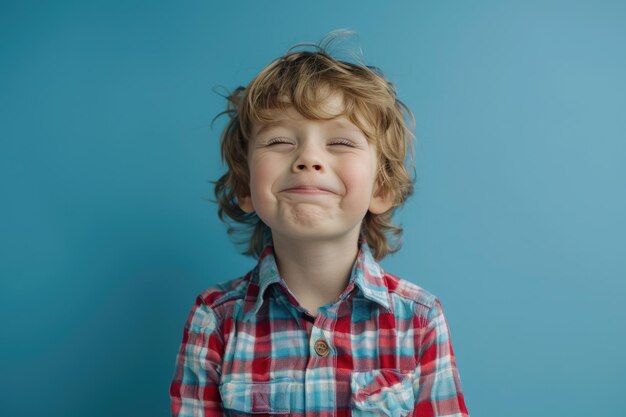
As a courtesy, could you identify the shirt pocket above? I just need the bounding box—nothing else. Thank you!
[219,379,303,416]
[351,369,415,417]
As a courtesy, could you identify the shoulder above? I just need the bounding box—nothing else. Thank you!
[381,272,442,320]
[183,273,252,332]
[382,272,437,307]
[197,273,251,309]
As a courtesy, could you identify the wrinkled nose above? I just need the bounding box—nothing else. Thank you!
[295,162,322,171]
[292,145,324,172]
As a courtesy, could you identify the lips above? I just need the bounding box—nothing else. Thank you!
[281,184,335,194]
[283,187,332,194]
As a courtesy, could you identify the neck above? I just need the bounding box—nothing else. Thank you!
[271,230,361,316]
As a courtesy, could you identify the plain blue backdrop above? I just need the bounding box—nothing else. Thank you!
[1,1,625,416]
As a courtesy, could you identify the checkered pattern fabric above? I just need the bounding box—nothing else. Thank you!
[170,239,469,417]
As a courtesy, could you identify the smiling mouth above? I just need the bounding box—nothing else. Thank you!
[282,186,333,194]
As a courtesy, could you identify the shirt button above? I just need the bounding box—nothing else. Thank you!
[314,338,330,357]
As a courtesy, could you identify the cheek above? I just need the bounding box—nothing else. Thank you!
[340,155,378,188]
[248,158,277,201]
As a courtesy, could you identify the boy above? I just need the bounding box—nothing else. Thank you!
[170,33,469,417]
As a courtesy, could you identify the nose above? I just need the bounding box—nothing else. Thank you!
[292,143,324,172]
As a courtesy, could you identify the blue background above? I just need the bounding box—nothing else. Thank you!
[1,1,625,416]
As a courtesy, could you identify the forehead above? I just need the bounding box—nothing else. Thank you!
[250,93,371,138]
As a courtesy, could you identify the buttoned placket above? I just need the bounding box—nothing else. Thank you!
[303,306,336,417]
[273,285,338,416]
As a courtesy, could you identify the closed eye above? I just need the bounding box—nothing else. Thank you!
[329,138,356,147]
[266,137,295,146]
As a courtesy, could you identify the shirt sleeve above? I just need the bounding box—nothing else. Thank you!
[413,298,469,417]
[169,296,225,417]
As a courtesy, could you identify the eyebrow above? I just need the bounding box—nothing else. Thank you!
[329,119,361,131]
[254,121,286,137]
[254,118,362,137]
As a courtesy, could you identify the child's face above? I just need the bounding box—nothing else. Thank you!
[238,94,392,244]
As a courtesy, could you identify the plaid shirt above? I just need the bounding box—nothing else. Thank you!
[170,239,469,417]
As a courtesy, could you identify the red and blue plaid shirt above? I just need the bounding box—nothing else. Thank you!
[170,238,469,417]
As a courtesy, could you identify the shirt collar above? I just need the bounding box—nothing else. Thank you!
[243,233,392,320]
[349,236,393,312]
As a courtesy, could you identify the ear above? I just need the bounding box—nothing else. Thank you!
[238,195,255,213]
[368,184,394,214]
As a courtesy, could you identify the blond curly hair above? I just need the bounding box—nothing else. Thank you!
[213,32,415,260]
